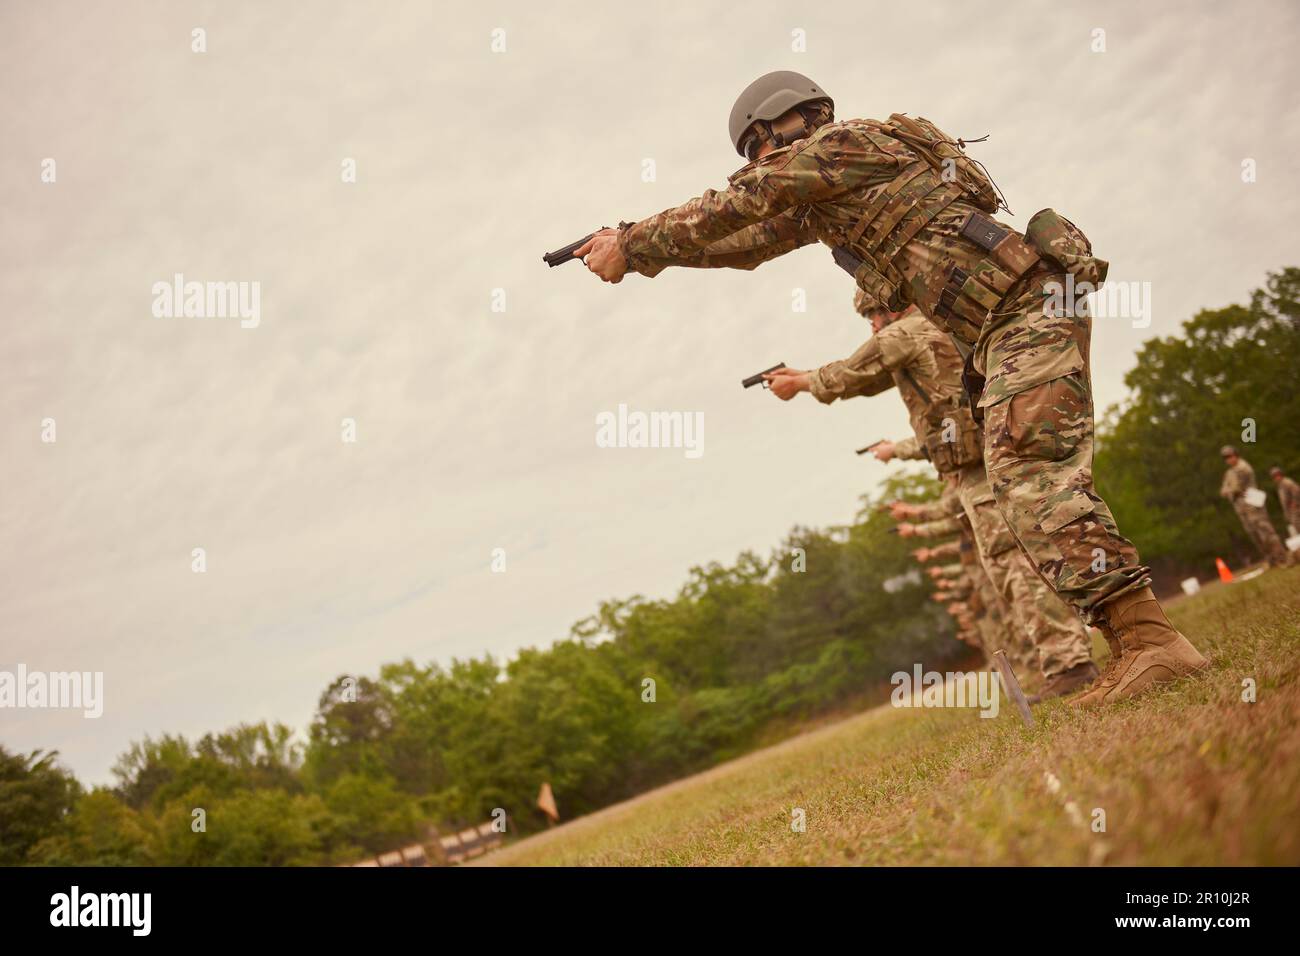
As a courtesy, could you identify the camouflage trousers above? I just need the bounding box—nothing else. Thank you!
[1233,501,1290,566]
[956,464,1095,677]
[1279,502,1300,538]
[979,275,1150,624]
[968,554,1037,673]
[1281,498,1300,537]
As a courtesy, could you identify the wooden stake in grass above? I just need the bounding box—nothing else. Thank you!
[992,650,1035,728]
[537,782,560,827]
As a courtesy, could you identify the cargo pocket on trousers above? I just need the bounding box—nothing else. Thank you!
[1038,490,1095,535]
[1004,374,1090,464]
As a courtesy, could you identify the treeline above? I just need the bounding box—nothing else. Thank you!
[5,268,1297,866]
[3,473,956,866]
[1095,267,1300,585]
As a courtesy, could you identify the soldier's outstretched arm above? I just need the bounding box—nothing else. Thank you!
[628,210,815,277]
[924,539,963,562]
[891,436,926,461]
[763,333,899,404]
[808,336,897,404]
[908,490,965,524]
[616,124,892,278]
[913,515,965,539]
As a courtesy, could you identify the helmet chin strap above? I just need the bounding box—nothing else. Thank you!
[745,113,815,160]
[769,113,809,148]
[742,102,833,161]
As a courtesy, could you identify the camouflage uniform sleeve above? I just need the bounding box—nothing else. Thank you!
[874,320,930,372]
[914,514,963,538]
[893,435,925,460]
[1221,461,1253,500]
[909,489,964,523]
[942,587,973,605]
[1219,467,1238,499]
[808,335,896,404]
[622,209,815,277]
[619,123,894,276]
[1282,479,1300,511]
[801,288,937,405]
[926,539,962,561]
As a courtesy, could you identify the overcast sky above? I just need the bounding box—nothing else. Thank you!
[3,0,1299,784]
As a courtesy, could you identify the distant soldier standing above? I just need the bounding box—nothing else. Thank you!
[1219,447,1290,567]
[574,70,1208,705]
[1269,466,1300,537]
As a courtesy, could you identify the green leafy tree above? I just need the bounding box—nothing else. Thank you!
[1097,267,1300,578]
[0,747,81,865]
[112,722,302,813]
[320,773,425,855]
[26,788,152,866]
[198,789,332,866]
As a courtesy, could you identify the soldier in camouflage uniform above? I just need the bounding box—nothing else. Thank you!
[963,548,1011,660]
[574,70,1206,706]
[911,530,1002,658]
[907,492,1039,677]
[927,559,977,644]
[1269,466,1300,538]
[920,515,1040,671]
[755,292,1096,698]
[1220,447,1291,567]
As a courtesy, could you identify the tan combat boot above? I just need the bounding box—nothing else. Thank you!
[1068,629,1122,708]
[1070,587,1208,707]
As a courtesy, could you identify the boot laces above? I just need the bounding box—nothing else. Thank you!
[1093,624,1126,687]
[1096,651,1126,687]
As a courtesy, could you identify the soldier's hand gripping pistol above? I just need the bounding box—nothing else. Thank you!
[741,364,788,390]
[543,223,633,267]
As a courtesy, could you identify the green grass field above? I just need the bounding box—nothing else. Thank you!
[480,566,1300,866]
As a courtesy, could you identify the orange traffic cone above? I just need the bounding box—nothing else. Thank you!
[1215,557,1233,583]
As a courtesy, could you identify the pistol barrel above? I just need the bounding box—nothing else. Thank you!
[543,233,596,267]
[741,363,787,389]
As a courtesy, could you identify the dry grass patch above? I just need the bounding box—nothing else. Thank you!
[482,567,1300,866]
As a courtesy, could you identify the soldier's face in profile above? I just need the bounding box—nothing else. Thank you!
[1224,454,1238,467]
[742,130,775,162]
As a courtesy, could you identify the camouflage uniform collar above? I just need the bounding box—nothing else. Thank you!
[728,143,798,183]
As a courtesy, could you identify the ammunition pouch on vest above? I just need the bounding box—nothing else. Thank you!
[898,366,984,474]
[922,398,984,473]
[829,115,1042,340]
[1024,208,1108,288]
[831,162,968,312]
[961,352,987,425]
[931,211,1042,343]
[932,209,1107,345]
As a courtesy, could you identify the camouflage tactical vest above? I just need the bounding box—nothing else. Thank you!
[897,363,984,473]
[832,115,1041,342]
[924,399,984,473]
